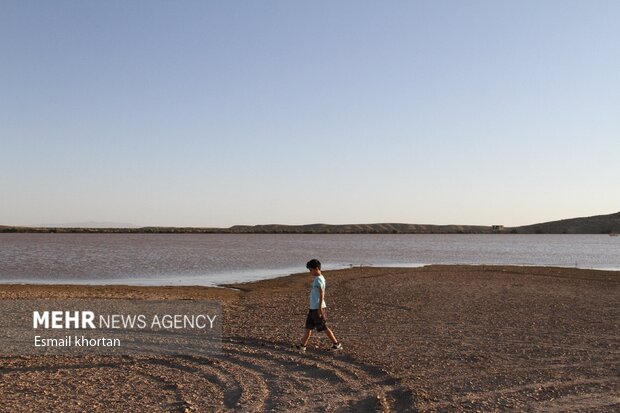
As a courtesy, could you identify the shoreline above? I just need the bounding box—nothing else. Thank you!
[1,263,619,289]
[1,265,618,412]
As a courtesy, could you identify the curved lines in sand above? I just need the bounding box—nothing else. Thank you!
[0,357,172,411]
[217,337,415,412]
[0,339,415,412]
[130,365,195,413]
[134,356,244,411]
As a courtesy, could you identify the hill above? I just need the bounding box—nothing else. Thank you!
[227,223,492,234]
[512,211,620,234]
[1,211,618,234]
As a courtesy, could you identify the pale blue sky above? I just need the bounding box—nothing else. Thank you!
[1,1,619,227]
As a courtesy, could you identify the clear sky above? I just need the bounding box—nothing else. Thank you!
[1,1,619,227]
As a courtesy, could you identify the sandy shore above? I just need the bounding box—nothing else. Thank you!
[1,265,618,412]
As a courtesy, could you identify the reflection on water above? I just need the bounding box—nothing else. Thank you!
[1,234,618,285]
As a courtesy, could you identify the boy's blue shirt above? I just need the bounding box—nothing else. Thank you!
[309,274,326,310]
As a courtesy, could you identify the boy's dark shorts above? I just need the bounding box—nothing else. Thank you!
[305,309,327,332]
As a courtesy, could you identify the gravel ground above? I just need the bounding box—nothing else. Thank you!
[1,265,618,412]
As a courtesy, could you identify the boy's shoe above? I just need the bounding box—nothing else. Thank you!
[294,344,306,352]
[331,342,343,351]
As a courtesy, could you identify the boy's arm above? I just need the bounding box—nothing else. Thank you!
[318,288,325,317]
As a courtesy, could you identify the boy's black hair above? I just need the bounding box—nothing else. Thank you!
[306,259,321,270]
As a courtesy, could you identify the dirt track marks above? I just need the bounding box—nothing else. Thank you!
[205,337,414,412]
[0,337,414,413]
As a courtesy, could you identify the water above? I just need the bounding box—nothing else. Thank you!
[0,234,618,286]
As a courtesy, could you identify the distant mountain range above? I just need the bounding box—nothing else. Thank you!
[1,211,619,234]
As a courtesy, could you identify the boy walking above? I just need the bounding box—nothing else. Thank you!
[296,259,342,351]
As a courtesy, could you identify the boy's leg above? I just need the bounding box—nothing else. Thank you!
[324,327,338,345]
[301,328,312,346]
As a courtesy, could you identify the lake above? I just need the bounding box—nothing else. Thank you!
[1,233,618,285]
